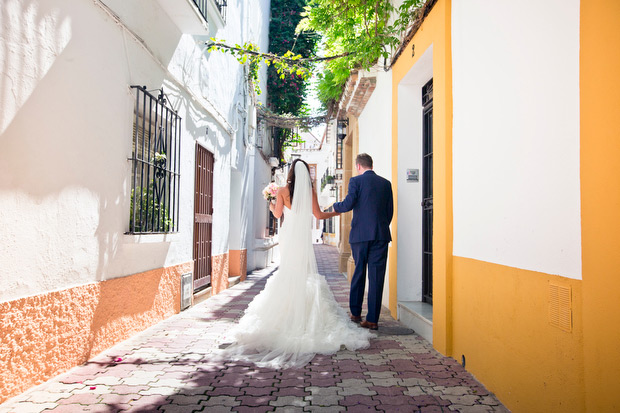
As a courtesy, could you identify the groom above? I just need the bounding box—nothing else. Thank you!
[332,153,393,330]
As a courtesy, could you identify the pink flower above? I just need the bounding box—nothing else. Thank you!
[263,182,279,202]
[90,386,97,390]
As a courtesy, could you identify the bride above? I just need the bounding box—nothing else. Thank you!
[219,159,374,369]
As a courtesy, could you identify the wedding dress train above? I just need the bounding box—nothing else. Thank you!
[218,163,373,369]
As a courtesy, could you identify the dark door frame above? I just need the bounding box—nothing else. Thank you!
[193,143,214,291]
[421,78,433,304]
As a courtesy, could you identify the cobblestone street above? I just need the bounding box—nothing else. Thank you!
[0,245,508,413]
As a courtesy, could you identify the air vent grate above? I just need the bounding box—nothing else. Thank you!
[549,283,572,332]
[181,272,193,310]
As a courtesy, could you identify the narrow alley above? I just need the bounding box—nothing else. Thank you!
[0,245,507,413]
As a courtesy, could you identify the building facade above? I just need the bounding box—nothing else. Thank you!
[386,0,619,411]
[0,0,274,402]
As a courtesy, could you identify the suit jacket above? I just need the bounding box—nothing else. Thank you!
[333,170,393,243]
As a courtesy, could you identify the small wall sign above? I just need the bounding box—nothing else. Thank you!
[407,169,419,182]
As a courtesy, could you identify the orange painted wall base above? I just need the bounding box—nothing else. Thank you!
[0,262,192,404]
[211,253,230,295]
[229,249,247,281]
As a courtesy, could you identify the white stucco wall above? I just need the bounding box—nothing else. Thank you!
[451,0,582,279]
[395,45,433,302]
[357,70,394,308]
[0,0,271,302]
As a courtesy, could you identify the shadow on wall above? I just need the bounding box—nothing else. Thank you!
[0,1,190,402]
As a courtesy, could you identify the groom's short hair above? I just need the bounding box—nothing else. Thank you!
[356,153,373,169]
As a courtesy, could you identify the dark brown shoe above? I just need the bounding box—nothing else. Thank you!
[360,320,378,330]
[350,315,362,323]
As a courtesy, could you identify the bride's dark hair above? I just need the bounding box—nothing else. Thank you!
[287,158,312,203]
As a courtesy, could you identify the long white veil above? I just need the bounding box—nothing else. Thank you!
[278,161,319,280]
[217,160,371,369]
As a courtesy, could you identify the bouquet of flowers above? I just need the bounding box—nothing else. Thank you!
[263,182,279,203]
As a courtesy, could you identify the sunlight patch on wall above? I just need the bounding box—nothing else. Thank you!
[0,0,72,134]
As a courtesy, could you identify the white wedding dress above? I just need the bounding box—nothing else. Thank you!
[219,162,373,369]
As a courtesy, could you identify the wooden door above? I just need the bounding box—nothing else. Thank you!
[193,144,213,290]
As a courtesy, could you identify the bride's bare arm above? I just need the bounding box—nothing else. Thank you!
[269,187,287,219]
[312,190,340,220]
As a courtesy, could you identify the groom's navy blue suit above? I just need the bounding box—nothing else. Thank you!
[333,170,393,324]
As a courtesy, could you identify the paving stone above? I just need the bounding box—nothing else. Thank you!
[302,406,344,412]
[272,387,308,397]
[98,393,140,405]
[23,391,72,403]
[479,396,501,406]
[121,377,158,386]
[448,405,493,412]
[158,404,204,413]
[373,394,415,405]
[337,386,376,396]
[108,385,150,394]
[343,405,378,412]
[210,386,246,397]
[305,393,343,406]
[235,395,277,407]
[177,385,213,395]
[362,371,396,379]
[376,405,416,413]
[273,407,305,413]
[244,387,275,396]
[419,407,446,413]
[411,395,452,407]
[138,386,178,396]
[338,395,380,407]
[195,406,234,413]
[0,402,58,412]
[366,377,402,387]
[201,395,241,406]
[370,386,405,396]
[306,386,339,396]
[166,394,209,405]
[399,377,434,387]
[82,376,125,386]
[440,395,481,406]
[57,393,101,405]
[270,395,307,407]
[38,382,86,393]
[233,406,275,413]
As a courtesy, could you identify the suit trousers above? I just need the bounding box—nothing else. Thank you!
[349,240,389,323]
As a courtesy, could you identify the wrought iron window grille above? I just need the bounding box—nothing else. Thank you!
[128,85,181,234]
[213,0,227,22]
[191,0,208,24]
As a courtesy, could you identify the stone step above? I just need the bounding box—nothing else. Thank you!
[398,301,433,344]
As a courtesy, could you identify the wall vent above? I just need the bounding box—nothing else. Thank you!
[549,283,572,332]
[181,272,193,310]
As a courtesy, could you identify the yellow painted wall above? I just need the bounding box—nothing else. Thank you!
[389,0,620,411]
[390,0,453,355]
[452,258,585,412]
[580,0,620,411]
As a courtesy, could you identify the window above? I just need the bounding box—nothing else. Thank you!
[191,0,208,23]
[268,208,278,237]
[336,138,343,169]
[213,0,227,21]
[324,206,335,234]
[128,86,181,234]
